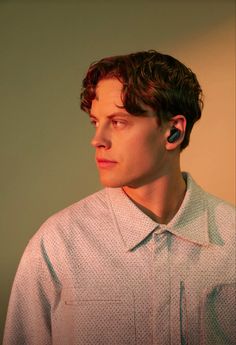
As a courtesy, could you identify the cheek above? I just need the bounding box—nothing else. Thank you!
[123,136,159,166]
[132,132,161,155]
[114,127,163,163]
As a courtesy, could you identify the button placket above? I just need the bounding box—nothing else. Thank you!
[152,230,171,344]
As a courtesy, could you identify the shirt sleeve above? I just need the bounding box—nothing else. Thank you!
[3,239,53,345]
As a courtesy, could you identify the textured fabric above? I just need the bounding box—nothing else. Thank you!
[3,173,236,345]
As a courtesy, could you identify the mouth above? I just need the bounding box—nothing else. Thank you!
[96,158,118,168]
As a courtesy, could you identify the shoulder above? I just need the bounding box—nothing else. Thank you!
[197,183,235,245]
[12,189,112,286]
[205,193,235,245]
[203,189,235,223]
[48,188,109,222]
[184,172,235,245]
[29,188,110,248]
[186,172,235,221]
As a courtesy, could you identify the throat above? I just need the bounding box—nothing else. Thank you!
[123,174,187,225]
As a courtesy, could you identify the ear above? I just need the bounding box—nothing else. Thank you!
[165,115,186,150]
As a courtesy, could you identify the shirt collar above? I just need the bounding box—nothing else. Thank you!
[106,172,210,251]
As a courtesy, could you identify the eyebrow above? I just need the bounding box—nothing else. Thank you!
[89,111,131,119]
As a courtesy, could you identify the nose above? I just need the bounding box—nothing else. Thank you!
[91,127,111,149]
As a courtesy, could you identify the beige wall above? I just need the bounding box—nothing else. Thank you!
[0,0,235,340]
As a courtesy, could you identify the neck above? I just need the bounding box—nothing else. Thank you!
[122,169,186,225]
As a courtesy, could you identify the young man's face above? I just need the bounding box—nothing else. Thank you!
[90,78,169,188]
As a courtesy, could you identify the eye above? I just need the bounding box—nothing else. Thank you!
[90,119,98,127]
[111,119,126,128]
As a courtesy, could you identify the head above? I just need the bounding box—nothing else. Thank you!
[80,50,203,150]
[80,50,203,188]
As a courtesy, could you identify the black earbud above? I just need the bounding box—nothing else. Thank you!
[167,127,181,143]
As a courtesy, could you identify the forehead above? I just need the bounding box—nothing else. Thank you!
[91,78,125,115]
[95,78,123,101]
[91,77,156,119]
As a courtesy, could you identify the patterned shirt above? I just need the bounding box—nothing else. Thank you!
[3,173,236,345]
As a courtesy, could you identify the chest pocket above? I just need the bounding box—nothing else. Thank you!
[56,286,136,345]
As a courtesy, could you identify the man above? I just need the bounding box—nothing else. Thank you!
[3,50,235,345]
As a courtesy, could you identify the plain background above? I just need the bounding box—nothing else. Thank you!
[0,0,235,341]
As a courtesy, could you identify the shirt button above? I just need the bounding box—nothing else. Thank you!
[154,227,167,235]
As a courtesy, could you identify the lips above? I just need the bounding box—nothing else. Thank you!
[96,158,117,163]
[96,158,118,168]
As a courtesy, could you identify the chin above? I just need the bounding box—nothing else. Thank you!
[100,181,124,188]
[99,177,127,188]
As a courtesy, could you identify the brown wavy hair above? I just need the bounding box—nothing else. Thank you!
[80,50,203,150]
